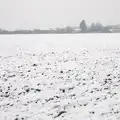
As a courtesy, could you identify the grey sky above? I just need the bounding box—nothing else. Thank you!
[0,0,119,30]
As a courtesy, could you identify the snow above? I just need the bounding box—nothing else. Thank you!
[0,34,120,120]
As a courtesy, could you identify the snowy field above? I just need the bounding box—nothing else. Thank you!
[0,34,120,120]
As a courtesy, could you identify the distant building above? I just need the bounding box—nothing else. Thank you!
[72,28,81,33]
[107,25,120,33]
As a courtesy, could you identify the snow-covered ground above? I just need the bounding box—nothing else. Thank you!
[0,34,120,120]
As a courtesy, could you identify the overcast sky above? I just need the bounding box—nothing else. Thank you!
[0,0,119,30]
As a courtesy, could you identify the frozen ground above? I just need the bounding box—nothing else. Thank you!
[0,34,120,120]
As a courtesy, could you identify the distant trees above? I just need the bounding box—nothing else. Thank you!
[89,22,104,32]
[90,23,96,31]
[90,22,111,33]
[55,26,73,33]
[102,27,111,33]
[79,20,111,33]
[0,20,118,34]
[65,26,73,33]
[80,20,87,33]
[33,29,41,33]
[95,23,103,31]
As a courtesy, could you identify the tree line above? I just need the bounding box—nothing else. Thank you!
[0,20,120,34]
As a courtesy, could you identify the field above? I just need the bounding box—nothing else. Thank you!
[0,34,120,120]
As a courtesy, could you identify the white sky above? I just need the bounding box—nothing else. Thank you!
[0,0,119,30]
